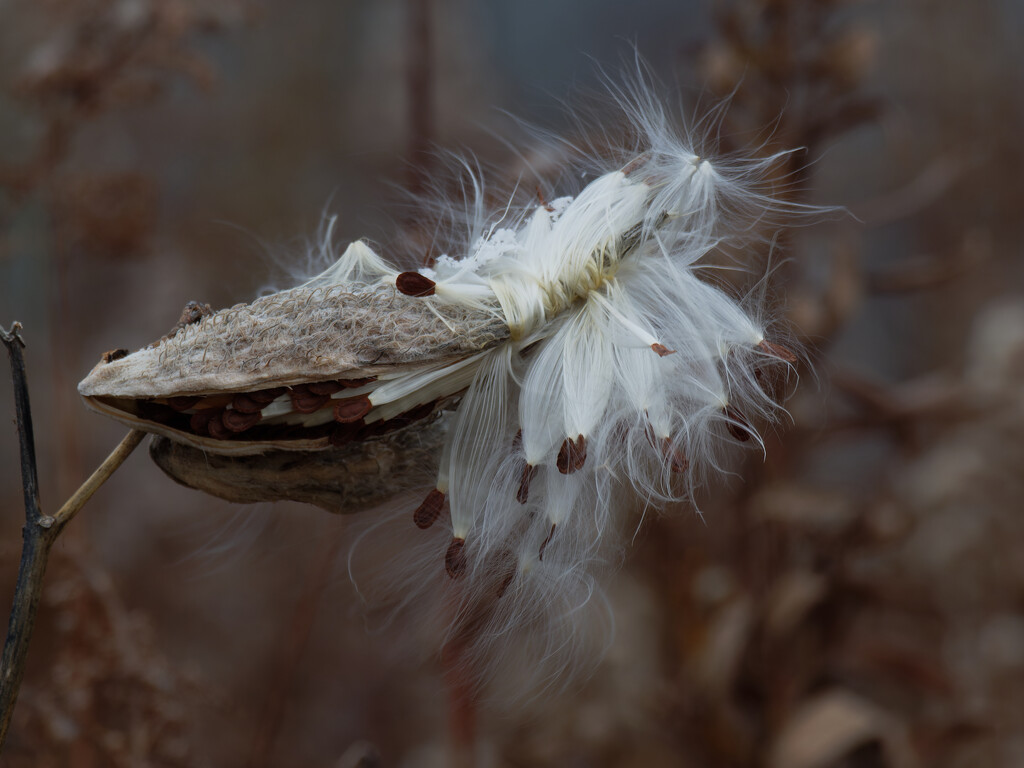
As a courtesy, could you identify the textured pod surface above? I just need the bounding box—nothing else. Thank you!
[80,283,507,398]
[149,414,447,513]
[78,277,508,455]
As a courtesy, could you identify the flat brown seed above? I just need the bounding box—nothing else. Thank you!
[538,523,557,561]
[222,408,262,433]
[757,339,797,363]
[556,435,587,474]
[307,380,344,396]
[206,412,232,440]
[167,395,200,411]
[249,387,286,405]
[445,538,467,579]
[289,387,330,414]
[724,406,751,442]
[102,348,129,364]
[651,343,676,357]
[396,271,436,297]
[413,489,446,530]
[333,396,372,423]
[340,377,376,388]
[230,393,263,414]
[189,409,215,435]
[662,438,690,473]
[516,463,537,504]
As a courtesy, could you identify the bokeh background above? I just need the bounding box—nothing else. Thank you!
[1,1,1023,766]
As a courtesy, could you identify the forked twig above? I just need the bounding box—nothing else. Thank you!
[0,322,144,751]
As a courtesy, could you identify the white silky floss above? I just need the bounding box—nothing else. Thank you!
[335,92,805,694]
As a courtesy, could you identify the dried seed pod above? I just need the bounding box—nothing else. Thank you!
[78,275,506,456]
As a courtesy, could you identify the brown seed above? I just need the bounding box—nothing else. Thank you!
[724,405,751,442]
[340,377,377,388]
[413,489,446,530]
[249,387,286,405]
[621,152,649,176]
[496,553,517,598]
[101,348,129,364]
[230,393,264,414]
[289,386,330,414]
[333,395,372,423]
[206,412,232,440]
[221,408,262,433]
[445,537,467,579]
[538,523,557,561]
[396,271,436,297]
[189,409,215,435]
[651,343,676,357]
[556,435,587,474]
[192,394,234,410]
[516,463,537,504]
[757,339,797,363]
[167,395,200,411]
[662,438,690,473]
[307,380,345,396]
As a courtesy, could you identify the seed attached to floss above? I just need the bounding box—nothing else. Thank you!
[538,523,557,561]
[396,271,436,297]
[557,435,587,474]
[662,438,690,473]
[724,405,752,442]
[413,489,446,530]
[757,339,797,363]
[651,342,676,357]
[333,395,372,423]
[445,537,467,579]
[516,463,537,504]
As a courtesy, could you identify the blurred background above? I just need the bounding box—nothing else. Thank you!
[1,0,1023,766]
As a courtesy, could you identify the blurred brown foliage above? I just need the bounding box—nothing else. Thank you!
[1,0,1022,766]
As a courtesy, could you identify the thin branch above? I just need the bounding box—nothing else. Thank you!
[0,322,144,752]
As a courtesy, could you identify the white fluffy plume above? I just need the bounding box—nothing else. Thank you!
[338,75,811,696]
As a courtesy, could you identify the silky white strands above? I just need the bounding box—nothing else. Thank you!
[342,85,808,696]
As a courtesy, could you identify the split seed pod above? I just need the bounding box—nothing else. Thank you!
[79,76,808,693]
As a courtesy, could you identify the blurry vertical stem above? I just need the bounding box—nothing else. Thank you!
[405,0,434,194]
[0,322,144,751]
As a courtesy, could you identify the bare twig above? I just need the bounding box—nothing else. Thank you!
[0,322,144,752]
